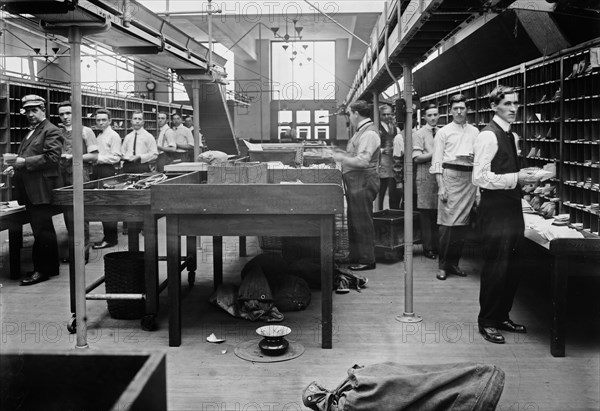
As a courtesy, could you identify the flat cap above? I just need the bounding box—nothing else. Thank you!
[21,95,46,108]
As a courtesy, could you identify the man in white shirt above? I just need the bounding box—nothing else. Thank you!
[171,113,194,161]
[472,85,543,344]
[92,108,122,250]
[156,111,178,171]
[333,100,381,272]
[184,115,194,131]
[413,103,440,260]
[122,110,158,173]
[430,94,478,280]
[57,101,99,262]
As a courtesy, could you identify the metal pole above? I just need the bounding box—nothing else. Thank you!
[373,90,381,211]
[68,26,89,348]
[192,79,201,160]
[396,63,421,324]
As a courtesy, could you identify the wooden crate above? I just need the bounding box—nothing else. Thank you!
[0,350,166,411]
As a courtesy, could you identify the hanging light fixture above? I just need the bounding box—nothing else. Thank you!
[271,18,304,48]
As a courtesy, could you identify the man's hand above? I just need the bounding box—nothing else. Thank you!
[124,155,141,163]
[518,169,543,185]
[61,153,73,160]
[438,188,448,202]
[2,165,14,177]
[332,152,347,163]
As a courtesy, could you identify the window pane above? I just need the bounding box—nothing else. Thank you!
[272,41,335,101]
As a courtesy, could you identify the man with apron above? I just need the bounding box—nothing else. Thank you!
[430,94,478,280]
[472,85,542,344]
[413,103,440,260]
[333,100,381,271]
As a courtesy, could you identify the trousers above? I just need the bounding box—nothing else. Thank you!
[25,203,60,276]
[477,192,524,327]
[419,208,439,253]
[93,164,118,244]
[343,170,379,264]
[438,225,469,269]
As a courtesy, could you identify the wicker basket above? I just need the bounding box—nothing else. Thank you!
[104,251,145,319]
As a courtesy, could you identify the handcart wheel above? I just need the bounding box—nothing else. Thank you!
[187,271,196,287]
[141,314,157,331]
[67,315,77,334]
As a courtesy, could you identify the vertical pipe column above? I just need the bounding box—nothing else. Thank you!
[373,90,381,211]
[69,26,89,348]
[192,79,200,160]
[396,63,421,324]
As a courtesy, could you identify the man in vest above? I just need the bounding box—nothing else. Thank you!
[473,85,543,344]
[377,104,403,210]
[333,100,381,272]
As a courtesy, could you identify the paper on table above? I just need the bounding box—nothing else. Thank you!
[243,140,263,151]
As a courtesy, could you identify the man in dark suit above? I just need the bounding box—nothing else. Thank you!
[3,95,63,285]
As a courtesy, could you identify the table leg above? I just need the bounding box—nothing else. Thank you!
[167,215,181,347]
[128,221,140,252]
[213,236,223,289]
[144,213,158,316]
[551,254,568,357]
[239,236,246,257]
[8,224,22,280]
[320,216,334,349]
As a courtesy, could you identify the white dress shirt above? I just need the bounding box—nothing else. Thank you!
[472,115,520,190]
[96,126,122,164]
[429,121,479,174]
[122,127,158,164]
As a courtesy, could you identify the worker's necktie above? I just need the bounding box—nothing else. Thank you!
[133,132,137,156]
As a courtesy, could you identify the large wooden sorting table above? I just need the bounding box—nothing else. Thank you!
[524,227,600,357]
[151,169,344,348]
[0,207,28,279]
[53,173,199,329]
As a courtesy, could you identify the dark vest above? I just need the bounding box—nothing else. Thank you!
[481,120,521,201]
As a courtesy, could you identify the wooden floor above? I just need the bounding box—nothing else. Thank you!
[1,215,599,411]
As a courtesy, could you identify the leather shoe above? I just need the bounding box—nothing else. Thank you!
[479,326,505,344]
[423,250,437,260]
[92,240,117,250]
[446,265,467,277]
[20,272,50,286]
[436,269,447,280]
[498,319,527,334]
[348,263,376,271]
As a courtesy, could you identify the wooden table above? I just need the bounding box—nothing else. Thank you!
[53,172,199,330]
[151,182,344,348]
[524,228,600,357]
[0,207,28,279]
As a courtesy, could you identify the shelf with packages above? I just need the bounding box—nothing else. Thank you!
[420,40,600,236]
[0,76,196,203]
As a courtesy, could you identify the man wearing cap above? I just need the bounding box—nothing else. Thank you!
[2,95,63,285]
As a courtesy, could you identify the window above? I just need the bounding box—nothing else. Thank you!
[271,41,335,101]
